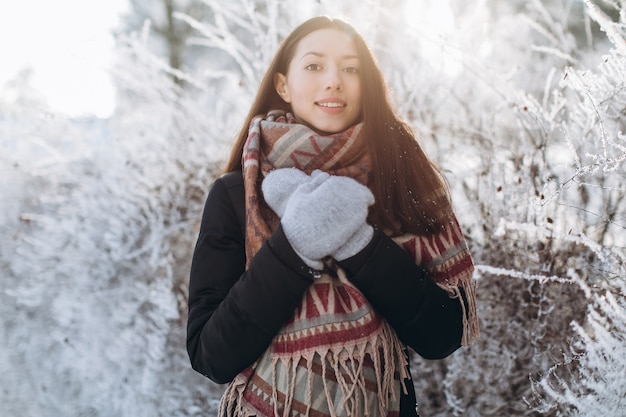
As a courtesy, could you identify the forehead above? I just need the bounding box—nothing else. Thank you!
[292,28,358,59]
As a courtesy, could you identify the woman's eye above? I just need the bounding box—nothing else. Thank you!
[305,63,322,71]
[344,66,360,74]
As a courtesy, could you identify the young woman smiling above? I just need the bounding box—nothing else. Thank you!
[187,16,479,417]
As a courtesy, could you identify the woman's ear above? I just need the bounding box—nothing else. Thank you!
[274,73,291,103]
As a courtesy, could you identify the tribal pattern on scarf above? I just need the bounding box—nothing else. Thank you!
[219,110,478,417]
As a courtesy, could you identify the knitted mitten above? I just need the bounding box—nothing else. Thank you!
[280,171,374,269]
[332,220,374,262]
[262,168,310,217]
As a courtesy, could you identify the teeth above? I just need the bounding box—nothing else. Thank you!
[318,102,344,108]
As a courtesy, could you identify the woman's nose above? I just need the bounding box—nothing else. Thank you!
[325,68,342,90]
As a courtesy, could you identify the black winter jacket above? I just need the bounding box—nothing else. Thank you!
[187,171,465,416]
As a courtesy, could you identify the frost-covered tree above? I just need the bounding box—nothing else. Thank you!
[527,2,626,414]
[0,97,184,416]
[414,0,625,415]
[116,0,213,85]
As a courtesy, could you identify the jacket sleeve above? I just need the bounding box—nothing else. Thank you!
[338,229,465,360]
[186,173,314,384]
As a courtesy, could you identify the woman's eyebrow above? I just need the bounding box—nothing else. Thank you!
[299,51,359,61]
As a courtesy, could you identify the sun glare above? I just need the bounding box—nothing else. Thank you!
[0,0,127,118]
[403,0,463,78]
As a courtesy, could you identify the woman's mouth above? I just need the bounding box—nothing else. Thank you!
[316,101,346,108]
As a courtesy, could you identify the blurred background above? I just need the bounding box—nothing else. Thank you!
[1,0,624,416]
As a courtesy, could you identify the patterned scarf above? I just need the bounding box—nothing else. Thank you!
[219,110,478,417]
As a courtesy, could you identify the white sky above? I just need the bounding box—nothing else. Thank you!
[0,0,128,118]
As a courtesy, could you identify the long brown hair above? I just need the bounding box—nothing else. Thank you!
[223,16,452,236]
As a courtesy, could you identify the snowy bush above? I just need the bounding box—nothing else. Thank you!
[415,0,626,415]
[0,17,228,417]
[0,96,182,415]
[527,2,626,414]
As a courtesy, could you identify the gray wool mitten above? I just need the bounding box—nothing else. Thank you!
[262,168,310,217]
[280,171,374,269]
[332,220,374,262]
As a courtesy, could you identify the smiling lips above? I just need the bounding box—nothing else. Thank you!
[316,100,347,112]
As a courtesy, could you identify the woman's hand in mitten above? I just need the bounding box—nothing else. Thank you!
[261,168,310,217]
[281,172,374,268]
[332,221,374,262]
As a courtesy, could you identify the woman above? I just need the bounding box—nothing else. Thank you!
[187,16,478,417]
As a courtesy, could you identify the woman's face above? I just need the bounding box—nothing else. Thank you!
[274,28,362,135]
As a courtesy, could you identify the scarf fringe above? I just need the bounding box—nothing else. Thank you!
[218,319,409,417]
[439,276,479,346]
